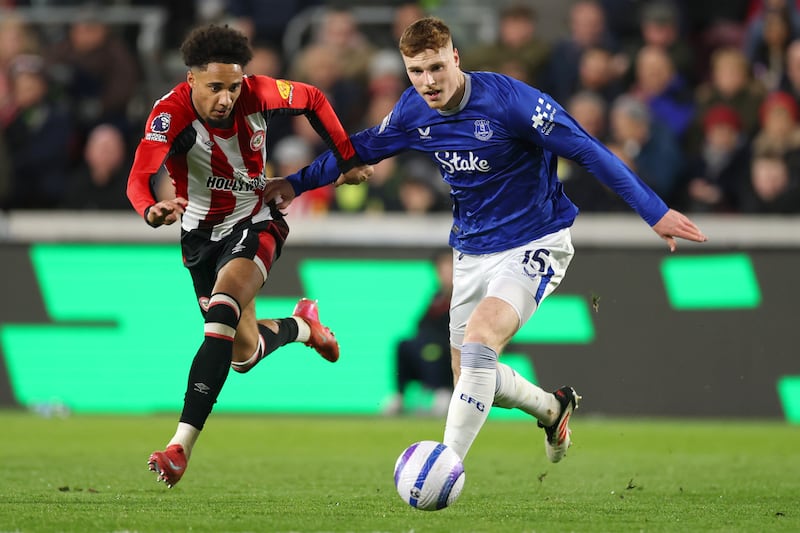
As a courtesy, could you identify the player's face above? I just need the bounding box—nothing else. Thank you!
[187,63,244,128]
[402,43,465,111]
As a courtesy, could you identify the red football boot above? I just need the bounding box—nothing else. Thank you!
[292,298,340,362]
[147,444,187,488]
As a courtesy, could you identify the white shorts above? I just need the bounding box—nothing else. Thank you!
[449,228,575,349]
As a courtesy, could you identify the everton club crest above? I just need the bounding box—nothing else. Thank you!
[473,119,493,141]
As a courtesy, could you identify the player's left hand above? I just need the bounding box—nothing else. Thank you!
[652,208,707,252]
[335,164,374,187]
[262,178,296,210]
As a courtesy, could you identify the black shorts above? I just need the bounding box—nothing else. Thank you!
[181,217,289,313]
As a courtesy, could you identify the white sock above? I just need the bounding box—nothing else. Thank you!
[494,362,560,425]
[443,343,497,460]
[292,316,311,343]
[168,422,200,459]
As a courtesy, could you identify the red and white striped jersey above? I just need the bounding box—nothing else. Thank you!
[127,75,361,241]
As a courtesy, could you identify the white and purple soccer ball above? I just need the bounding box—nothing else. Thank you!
[393,440,466,511]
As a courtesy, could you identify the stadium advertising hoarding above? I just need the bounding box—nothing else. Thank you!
[0,240,798,421]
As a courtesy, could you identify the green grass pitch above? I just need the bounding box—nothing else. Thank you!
[1,411,798,533]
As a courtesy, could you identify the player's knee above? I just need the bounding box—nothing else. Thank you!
[460,342,497,369]
[204,293,241,340]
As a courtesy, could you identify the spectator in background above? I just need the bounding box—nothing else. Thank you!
[630,44,695,141]
[289,43,366,132]
[542,0,627,101]
[370,1,428,50]
[567,90,609,141]
[45,8,140,143]
[779,38,800,104]
[272,135,331,216]
[559,91,628,212]
[607,94,684,202]
[332,90,406,213]
[546,0,620,102]
[1,54,74,210]
[245,42,284,79]
[745,3,797,90]
[692,47,766,146]
[574,46,626,104]
[751,89,800,155]
[382,249,454,418]
[308,5,376,86]
[739,147,800,212]
[289,113,331,159]
[395,157,451,214]
[0,16,41,128]
[367,48,407,101]
[391,2,427,45]
[227,0,320,49]
[461,4,551,86]
[332,156,402,213]
[61,123,131,210]
[682,105,751,212]
[618,1,695,86]
[0,126,10,206]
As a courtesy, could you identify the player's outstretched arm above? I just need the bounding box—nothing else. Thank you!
[651,208,707,252]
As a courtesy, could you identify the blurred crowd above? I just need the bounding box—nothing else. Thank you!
[1,0,800,215]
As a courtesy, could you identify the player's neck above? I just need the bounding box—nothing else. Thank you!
[441,71,467,112]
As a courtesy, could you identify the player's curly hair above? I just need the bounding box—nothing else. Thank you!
[399,17,453,57]
[180,24,253,69]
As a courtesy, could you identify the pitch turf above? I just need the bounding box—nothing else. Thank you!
[1,411,798,533]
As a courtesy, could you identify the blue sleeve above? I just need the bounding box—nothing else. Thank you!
[507,84,669,226]
[286,106,412,195]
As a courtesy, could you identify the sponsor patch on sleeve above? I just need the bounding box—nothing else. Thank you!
[530,97,556,136]
[276,80,294,103]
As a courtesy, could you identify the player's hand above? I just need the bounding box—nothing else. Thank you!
[262,177,296,210]
[146,197,187,226]
[652,208,707,252]
[334,164,374,187]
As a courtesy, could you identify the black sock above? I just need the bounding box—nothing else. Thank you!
[179,294,240,430]
[259,318,299,356]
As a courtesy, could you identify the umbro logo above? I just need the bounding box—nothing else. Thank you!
[194,382,210,394]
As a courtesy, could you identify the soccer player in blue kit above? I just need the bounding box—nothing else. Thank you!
[264,17,707,464]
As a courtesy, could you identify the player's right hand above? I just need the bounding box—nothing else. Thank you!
[651,208,707,252]
[146,197,187,227]
[335,164,374,186]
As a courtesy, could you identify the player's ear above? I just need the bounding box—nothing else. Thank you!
[453,47,460,67]
[186,70,195,86]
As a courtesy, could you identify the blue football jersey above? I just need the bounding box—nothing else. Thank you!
[288,72,668,254]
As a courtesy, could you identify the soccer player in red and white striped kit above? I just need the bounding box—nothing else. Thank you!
[126,24,372,488]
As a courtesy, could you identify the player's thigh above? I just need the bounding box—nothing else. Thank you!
[488,228,574,328]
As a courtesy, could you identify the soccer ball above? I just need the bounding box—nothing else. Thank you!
[393,440,465,511]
